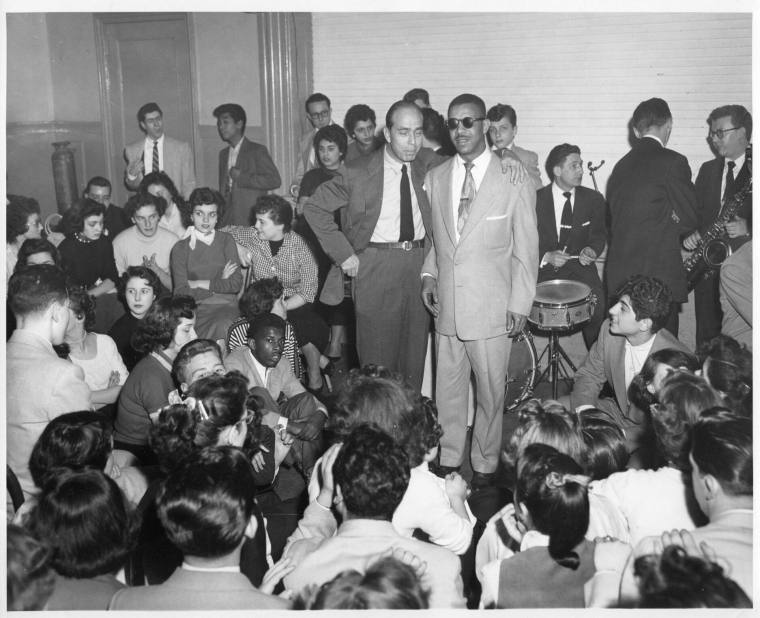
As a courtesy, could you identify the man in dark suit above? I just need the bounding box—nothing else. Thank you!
[683,105,752,346]
[304,101,441,390]
[536,143,607,348]
[605,98,699,337]
[213,103,281,227]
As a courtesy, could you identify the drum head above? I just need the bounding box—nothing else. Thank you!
[534,279,591,305]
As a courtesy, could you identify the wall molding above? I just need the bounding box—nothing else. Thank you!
[6,121,103,137]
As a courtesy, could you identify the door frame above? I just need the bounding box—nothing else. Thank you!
[93,12,199,203]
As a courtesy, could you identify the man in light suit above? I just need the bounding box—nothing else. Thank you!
[487,103,543,191]
[124,102,196,199]
[213,103,281,226]
[291,92,333,195]
[536,143,607,348]
[570,275,690,464]
[683,104,752,346]
[605,98,699,337]
[109,447,289,610]
[6,265,92,498]
[421,93,539,489]
[284,424,466,608]
[304,101,443,390]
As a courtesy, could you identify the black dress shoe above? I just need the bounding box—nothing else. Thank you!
[470,471,495,491]
[432,464,460,479]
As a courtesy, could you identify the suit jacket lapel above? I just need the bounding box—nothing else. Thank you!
[458,156,500,244]
[437,158,457,245]
[363,150,385,239]
[410,157,431,233]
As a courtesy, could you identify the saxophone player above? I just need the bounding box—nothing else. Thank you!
[683,105,752,345]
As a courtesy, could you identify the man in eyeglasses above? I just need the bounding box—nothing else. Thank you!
[291,93,333,195]
[683,105,752,346]
[420,93,539,491]
[605,98,699,337]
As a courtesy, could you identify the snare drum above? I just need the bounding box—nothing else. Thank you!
[528,279,596,330]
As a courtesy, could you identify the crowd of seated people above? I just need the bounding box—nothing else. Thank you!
[6,88,753,610]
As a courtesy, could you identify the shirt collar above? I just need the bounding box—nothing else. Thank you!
[641,134,664,147]
[455,145,492,171]
[552,182,575,200]
[727,152,746,171]
[383,145,408,172]
[146,134,165,146]
[249,348,270,383]
[182,563,240,573]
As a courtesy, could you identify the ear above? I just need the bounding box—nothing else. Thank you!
[638,317,653,333]
[645,382,656,395]
[482,119,491,135]
[139,120,147,133]
[553,165,562,180]
[383,125,392,144]
[703,473,721,500]
[180,381,190,396]
[633,127,642,139]
[513,124,519,138]
[244,513,259,539]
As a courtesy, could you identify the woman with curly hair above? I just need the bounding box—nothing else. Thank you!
[58,197,122,332]
[13,237,61,272]
[113,295,197,463]
[170,187,243,340]
[63,286,128,413]
[25,468,140,610]
[6,194,43,279]
[141,170,191,239]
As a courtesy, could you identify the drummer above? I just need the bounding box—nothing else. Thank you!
[535,144,606,348]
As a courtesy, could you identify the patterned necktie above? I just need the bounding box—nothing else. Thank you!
[457,162,475,235]
[399,164,414,241]
[559,191,573,247]
[722,160,736,206]
[152,139,160,173]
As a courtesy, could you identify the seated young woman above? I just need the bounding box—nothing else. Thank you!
[62,286,128,416]
[170,187,243,341]
[108,265,164,371]
[113,295,197,464]
[141,171,191,239]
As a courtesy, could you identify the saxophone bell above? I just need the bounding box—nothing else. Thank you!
[702,237,732,269]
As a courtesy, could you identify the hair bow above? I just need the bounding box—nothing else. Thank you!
[545,472,591,489]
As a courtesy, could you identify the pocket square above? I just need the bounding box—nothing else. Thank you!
[581,220,591,226]
[486,214,508,221]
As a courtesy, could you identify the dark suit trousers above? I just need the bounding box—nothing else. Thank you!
[694,274,722,346]
[353,246,429,391]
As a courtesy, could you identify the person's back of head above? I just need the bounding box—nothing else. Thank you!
[632,97,672,135]
[628,348,700,412]
[690,407,752,498]
[516,443,590,570]
[156,445,257,559]
[238,277,284,322]
[14,238,61,273]
[697,334,752,416]
[329,365,415,441]
[579,409,629,480]
[29,411,112,489]
[396,397,443,468]
[8,264,68,320]
[7,524,56,610]
[634,545,751,608]
[26,468,138,579]
[403,88,430,107]
[658,370,724,424]
[421,107,445,145]
[333,424,410,521]
[298,556,430,609]
[504,398,584,469]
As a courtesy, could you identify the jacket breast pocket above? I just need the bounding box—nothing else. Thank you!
[485,214,509,249]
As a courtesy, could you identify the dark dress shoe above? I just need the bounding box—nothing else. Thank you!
[470,471,495,491]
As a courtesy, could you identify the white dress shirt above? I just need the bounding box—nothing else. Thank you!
[623,334,656,391]
[721,152,746,205]
[142,134,165,174]
[450,146,491,243]
[371,146,425,242]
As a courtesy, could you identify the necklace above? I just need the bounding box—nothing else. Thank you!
[75,232,96,244]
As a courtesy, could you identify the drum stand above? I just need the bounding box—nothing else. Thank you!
[533,328,578,399]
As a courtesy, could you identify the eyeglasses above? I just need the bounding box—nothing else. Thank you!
[446,117,485,130]
[309,110,330,120]
[708,127,740,140]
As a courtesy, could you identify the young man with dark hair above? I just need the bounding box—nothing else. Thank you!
[170,338,226,397]
[292,93,333,193]
[109,446,289,610]
[213,102,281,226]
[569,275,690,462]
[124,102,196,199]
[683,105,752,346]
[605,98,699,337]
[343,104,382,162]
[112,192,177,290]
[403,87,430,108]
[7,265,92,498]
[84,176,130,239]
[537,143,607,347]
[486,103,542,190]
[225,313,327,498]
[284,424,465,607]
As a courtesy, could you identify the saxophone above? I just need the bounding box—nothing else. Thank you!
[684,149,752,291]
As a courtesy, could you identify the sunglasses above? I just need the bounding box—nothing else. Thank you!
[446,116,485,130]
